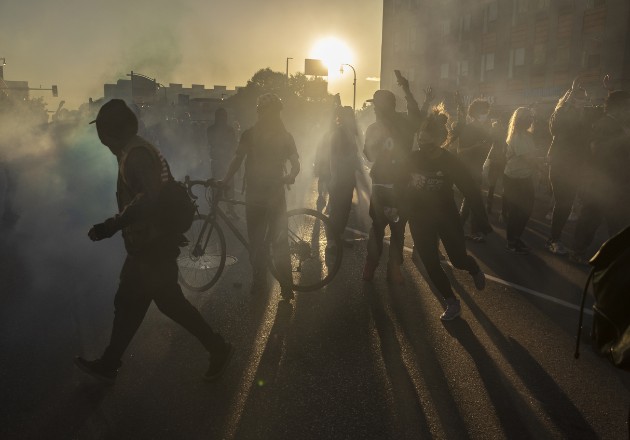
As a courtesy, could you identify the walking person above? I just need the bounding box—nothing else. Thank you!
[546,80,591,255]
[503,107,539,254]
[75,99,233,384]
[220,93,300,301]
[571,90,630,263]
[405,110,489,320]
[362,72,432,284]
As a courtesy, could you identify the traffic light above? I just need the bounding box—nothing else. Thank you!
[52,85,58,97]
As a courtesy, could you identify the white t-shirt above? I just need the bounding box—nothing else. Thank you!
[504,133,536,179]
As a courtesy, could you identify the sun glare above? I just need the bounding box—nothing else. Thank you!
[309,37,354,78]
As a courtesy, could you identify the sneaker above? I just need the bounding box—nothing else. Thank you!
[204,342,234,382]
[506,242,528,255]
[547,240,568,255]
[74,357,118,385]
[440,298,461,321]
[471,270,486,290]
[362,261,377,281]
[386,261,404,285]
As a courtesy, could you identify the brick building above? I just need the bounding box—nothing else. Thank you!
[381,0,630,108]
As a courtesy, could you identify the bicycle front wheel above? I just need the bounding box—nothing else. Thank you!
[178,215,227,292]
[269,208,342,292]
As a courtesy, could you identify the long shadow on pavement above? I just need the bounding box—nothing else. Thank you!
[450,276,599,439]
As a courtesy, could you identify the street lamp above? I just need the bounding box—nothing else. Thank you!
[339,63,356,111]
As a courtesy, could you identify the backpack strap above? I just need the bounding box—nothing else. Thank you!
[119,143,172,188]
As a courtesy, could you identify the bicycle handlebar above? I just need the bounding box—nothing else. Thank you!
[183,176,225,200]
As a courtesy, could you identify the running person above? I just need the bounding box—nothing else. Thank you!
[405,110,489,321]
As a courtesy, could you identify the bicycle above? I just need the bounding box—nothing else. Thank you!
[177,176,343,293]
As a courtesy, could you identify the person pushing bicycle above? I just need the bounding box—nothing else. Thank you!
[220,93,301,301]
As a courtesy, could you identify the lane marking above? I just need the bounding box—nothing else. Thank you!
[345,227,593,316]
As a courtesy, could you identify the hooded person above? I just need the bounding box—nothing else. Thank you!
[75,99,233,384]
[220,93,300,301]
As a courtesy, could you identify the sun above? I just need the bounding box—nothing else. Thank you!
[309,37,354,78]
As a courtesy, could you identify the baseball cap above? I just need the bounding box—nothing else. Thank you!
[367,90,396,108]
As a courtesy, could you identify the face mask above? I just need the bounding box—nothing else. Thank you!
[477,114,489,123]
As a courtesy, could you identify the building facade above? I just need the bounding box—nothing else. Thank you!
[381,0,630,108]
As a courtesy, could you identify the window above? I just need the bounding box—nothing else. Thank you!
[582,51,601,68]
[537,0,550,9]
[517,0,529,13]
[481,53,495,81]
[460,60,469,76]
[440,63,450,79]
[533,44,546,65]
[464,13,471,31]
[441,20,451,37]
[485,53,495,70]
[585,0,605,8]
[514,47,526,66]
[556,44,570,65]
[489,1,499,21]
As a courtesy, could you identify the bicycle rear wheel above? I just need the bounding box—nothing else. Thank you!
[269,208,342,292]
[178,215,227,292]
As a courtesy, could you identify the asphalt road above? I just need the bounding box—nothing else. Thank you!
[1,182,629,439]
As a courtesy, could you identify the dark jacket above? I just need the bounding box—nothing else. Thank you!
[547,104,591,167]
[405,147,492,233]
[111,135,178,256]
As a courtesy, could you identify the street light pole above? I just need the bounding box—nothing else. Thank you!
[340,63,356,111]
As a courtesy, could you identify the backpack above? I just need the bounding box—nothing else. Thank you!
[575,225,630,370]
[121,144,197,234]
[155,179,197,234]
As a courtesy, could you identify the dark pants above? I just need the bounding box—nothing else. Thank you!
[245,192,292,288]
[101,253,224,369]
[574,193,630,254]
[366,187,405,266]
[328,179,355,238]
[409,204,480,300]
[503,174,535,243]
[549,163,577,241]
[487,160,505,215]
[460,170,484,234]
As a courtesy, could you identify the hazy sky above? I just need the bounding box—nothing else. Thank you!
[0,0,383,110]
